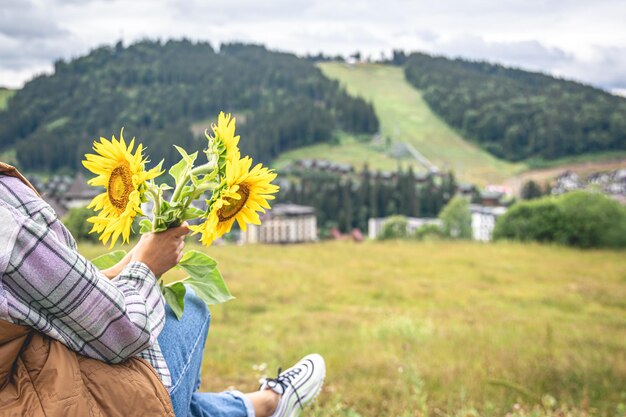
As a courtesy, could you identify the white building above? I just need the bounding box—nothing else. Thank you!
[240,204,317,244]
[470,205,507,242]
[368,217,442,240]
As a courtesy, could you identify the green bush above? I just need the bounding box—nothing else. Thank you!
[439,196,472,239]
[493,198,563,243]
[378,215,409,240]
[494,191,626,248]
[413,223,445,241]
[62,207,99,242]
[557,191,626,248]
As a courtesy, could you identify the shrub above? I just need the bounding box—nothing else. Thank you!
[493,198,563,243]
[413,223,445,240]
[557,191,626,248]
[494,191,626,248]
[378,215,409,240]
[62,207,99,242]
[439,196,472,239]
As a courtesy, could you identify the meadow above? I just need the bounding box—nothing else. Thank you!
[273,131,423,172]
[79,240,626,416]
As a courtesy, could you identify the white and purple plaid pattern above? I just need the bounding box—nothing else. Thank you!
[0,175,171,389]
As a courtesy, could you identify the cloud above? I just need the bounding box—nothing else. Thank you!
[1,0,626,91]
[0,0,69,39]
[410,35,626,91]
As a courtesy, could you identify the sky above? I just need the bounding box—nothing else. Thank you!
[1,0,626,95]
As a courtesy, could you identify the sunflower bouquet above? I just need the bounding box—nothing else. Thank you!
[84,112,279,318]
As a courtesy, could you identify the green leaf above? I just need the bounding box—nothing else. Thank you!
[178,250,233,305]
[91,250,127,269]
[168,157,188,186]
[179,185,195,200]
[186,268,234,305]
[181,206,205,220]
[179,250,217,275]
[174,145,198,165]
[162,282,186,320]
[139,218,153,233]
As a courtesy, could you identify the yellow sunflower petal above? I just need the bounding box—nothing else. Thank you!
[82,131,160,247]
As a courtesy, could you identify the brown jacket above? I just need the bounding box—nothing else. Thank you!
[0,163,175,417]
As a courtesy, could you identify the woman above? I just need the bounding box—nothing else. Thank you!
[0,162,325,417]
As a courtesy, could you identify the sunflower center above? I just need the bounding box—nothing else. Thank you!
[108,165,133,210]
[218,184,250,221]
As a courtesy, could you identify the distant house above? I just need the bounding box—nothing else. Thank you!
[470,204,507,242]
[240,203,317,244]
[63,172,99,209]
[457,183,477,198]
[479,190,504,207]
[368,216,442,240]
[552,171,581,195]
[548,169,626,202]
[292,159,354,175]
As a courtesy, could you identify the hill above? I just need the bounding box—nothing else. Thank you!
[316,63,524,185]
[405,53,626,162]
[0,88,14,110]
[79,240,626,416]
[0,40,378,172]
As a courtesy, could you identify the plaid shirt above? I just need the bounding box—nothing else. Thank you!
[0,175,171,389]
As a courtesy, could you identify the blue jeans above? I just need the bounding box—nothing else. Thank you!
[157,288,255,417]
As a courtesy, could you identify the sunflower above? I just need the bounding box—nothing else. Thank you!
[190,155,279,246]
[82,129,162,247]
[206,112,240,163]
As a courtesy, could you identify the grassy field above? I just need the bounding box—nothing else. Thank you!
[316,63,526,186]
[79,240,626,416]
[273,131,423,172]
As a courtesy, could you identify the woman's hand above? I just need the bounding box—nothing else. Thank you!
[130,222,190,276]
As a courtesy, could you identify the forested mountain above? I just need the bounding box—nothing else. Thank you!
[404,53,626,161]
[0,40,378,171]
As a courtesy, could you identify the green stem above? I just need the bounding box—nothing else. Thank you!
[146,185,162,232]
[191,162,216,176]
[170,161,216,204]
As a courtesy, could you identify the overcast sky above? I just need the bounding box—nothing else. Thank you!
[2,0,626,94]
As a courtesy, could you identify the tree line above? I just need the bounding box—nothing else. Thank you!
[404,53,626,161]
[278,165,457,235]
[0,40,378,171]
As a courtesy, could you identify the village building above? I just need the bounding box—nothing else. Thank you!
[551,171,581,195]
[240,203,317,244]
[368,216,442,240]
[291,159,354,175]
[457,183,477,199]
[62,172,100,209]
[470,204,507,242]
[550,169,626,203]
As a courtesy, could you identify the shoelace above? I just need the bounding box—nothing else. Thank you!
[264,367,305,410]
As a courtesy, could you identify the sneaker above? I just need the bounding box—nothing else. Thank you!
[259,353,326,417]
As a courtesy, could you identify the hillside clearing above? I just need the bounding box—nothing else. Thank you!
[318,63,526,185]
[79,240,626,416]
[273,131,422,172]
